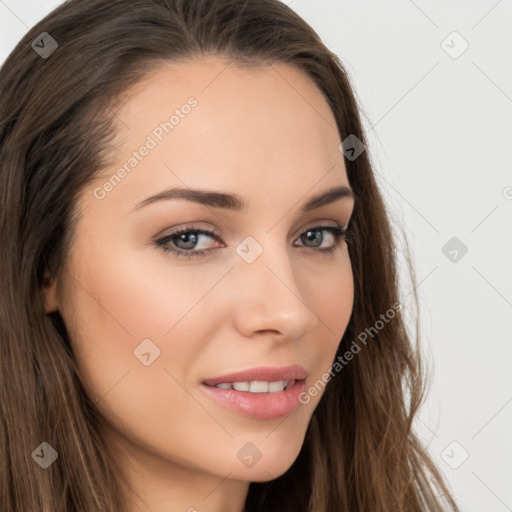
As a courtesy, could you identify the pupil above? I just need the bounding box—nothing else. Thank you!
[304,229,322,247]
[176,233,197,250]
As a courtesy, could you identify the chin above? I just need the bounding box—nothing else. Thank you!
[233,443,304,483]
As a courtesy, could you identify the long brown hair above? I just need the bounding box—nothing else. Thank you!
[0,0,459,510]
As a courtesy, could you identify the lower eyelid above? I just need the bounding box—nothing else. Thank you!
[156,225,348,256]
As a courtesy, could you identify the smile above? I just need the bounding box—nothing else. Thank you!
[211,380,296,393]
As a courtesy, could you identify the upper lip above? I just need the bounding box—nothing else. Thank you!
[202,364,307,386]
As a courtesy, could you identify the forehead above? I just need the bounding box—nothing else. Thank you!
[84,56,349,216]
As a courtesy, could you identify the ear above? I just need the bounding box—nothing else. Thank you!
[41,269,59,314]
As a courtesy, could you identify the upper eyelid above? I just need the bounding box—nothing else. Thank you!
[156,222,347,247]
[158,221,346,238]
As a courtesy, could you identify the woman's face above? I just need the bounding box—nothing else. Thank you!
[43,56,355,505]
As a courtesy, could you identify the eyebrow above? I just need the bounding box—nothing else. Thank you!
[130,184,355,214]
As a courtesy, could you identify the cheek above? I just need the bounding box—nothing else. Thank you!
[304,254,354,352]
[60,239,235,413]
[320,257,354,330]
[59,245,229,460]
[299,256,354,406]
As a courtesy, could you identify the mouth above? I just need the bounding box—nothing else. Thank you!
[201,364,307,387]
[200,365,307,419]
[206,379,297,393]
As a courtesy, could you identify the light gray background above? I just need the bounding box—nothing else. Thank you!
[1,1,511,510]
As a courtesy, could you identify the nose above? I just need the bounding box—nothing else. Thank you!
[230,242,318,342]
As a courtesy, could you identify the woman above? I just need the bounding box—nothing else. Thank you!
[0,0,459,510]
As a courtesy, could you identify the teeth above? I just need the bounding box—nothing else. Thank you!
[233,381,250,392]
[213,380,295,392]
[250,381,271,393]
[215,382,232,390]
[268,381,285,392]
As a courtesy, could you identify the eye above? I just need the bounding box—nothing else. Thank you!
[154,223,353,260]
[155,225,223,259]
[294,224,351,255]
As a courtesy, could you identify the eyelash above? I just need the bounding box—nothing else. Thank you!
[154,223,353,260]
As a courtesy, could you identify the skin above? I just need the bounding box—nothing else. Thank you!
[43,56,355,512]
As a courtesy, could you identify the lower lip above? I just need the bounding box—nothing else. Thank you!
[200,380,306,419]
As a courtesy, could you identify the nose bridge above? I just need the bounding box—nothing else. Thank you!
[231,233,316,338]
